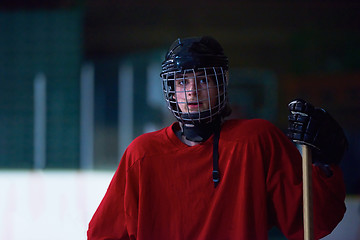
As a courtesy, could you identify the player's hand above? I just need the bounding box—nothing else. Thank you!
[287,99,348,165]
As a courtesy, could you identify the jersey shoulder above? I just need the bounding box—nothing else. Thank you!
[223,118,279,136]
[127,126,168,153]
[221,119,297,157]
[221,118,289,145]
[117,126,173,171]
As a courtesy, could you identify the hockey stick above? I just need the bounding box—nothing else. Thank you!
[301,144,314,240]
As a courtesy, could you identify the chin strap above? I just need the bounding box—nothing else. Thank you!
[212,124,221,188]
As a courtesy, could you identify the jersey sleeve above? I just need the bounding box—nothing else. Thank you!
[87,148,140,240]
[263,122,346,240]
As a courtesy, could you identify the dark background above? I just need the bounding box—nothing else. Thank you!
[0,0,359,194]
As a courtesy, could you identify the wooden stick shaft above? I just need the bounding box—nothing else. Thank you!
[301,144,314,240]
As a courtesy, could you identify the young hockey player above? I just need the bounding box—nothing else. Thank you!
[88,36,348,240]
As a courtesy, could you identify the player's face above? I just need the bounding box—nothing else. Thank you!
[174,71,218,113]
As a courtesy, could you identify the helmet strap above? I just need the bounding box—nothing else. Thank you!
[212,123,221,188]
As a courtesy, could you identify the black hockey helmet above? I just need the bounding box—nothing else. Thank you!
[161,36,229,74]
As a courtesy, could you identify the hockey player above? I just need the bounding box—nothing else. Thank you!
[87,36,348,240]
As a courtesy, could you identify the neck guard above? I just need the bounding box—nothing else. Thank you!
[181,117,221,142]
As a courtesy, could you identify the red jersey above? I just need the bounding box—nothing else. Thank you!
[87,119,346,240]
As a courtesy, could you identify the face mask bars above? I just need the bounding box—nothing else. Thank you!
[162,67,228,125]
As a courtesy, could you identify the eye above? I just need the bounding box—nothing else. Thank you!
[198,78,208,85]
[176,79,185,86]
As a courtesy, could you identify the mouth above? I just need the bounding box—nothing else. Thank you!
[188,102,201,105]
[187,102,203,110]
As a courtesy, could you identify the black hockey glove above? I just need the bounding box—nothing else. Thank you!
[287,99,348,165]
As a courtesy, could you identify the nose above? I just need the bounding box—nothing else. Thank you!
[187,79,197,92]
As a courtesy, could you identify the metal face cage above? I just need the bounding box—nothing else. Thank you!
[161,67,228,125]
